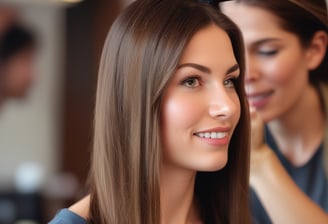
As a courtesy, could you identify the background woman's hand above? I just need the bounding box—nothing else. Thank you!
[249,107,274,184]
[249,106,265,151]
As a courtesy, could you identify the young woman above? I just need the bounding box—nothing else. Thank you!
[221,1,328,223]
[49,0,251,223]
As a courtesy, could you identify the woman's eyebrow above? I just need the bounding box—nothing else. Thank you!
[177,63,211,74]
[177,62,239,75]
[226,64,239,75]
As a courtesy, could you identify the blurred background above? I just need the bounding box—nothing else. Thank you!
[0,0,133,223]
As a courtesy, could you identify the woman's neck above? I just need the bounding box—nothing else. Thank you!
[268,85,325,166]
[160,163,201,224]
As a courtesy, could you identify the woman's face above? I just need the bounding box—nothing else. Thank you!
[161,24,241,172]
[221,3,312,122]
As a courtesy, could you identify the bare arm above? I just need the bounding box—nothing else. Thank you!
[250,109,328,224]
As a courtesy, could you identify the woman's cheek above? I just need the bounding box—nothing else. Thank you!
[164,94,202,129]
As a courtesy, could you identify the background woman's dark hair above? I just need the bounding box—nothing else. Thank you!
[232,0,328,84]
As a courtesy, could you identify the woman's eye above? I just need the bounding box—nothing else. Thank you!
[182,77,200,88]
[224,77,237,88]
[257,49,278,57]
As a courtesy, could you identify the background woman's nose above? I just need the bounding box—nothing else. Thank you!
[245,54,260,83]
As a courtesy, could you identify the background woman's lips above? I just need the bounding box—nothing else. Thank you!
[247,90,273,108]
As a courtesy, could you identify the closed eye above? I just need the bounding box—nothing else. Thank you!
[181,76,200,88]
[257,49,278,57]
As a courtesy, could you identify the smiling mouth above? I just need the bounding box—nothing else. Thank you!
[247,90,273,107]
[194,132,228,139]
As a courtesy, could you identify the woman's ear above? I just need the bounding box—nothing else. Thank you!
[306,30,328,70]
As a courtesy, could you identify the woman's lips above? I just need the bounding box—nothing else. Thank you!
[247,90,273,108]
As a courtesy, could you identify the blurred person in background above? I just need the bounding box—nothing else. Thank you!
[0,21,37,108]
[0,9,40,224]
[221,0,328,223]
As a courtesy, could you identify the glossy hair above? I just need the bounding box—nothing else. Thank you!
[89,0,250,223]
[232,0,328,84]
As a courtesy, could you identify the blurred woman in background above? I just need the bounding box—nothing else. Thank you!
[221,0,328,223]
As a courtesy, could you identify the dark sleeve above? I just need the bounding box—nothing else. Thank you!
[250,188,272,224]
[48,209,87,224]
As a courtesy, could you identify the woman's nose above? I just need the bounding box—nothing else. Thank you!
[208,87,239,120]
[245,54,261,83]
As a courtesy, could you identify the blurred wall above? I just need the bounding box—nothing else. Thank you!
[62,0,122,185]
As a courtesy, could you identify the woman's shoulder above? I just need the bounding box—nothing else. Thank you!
[48,195,90,224]
[48,208,87,224]
[69,195,90,219]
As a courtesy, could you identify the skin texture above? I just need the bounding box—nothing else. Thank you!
[70,24,241,224]
[222,2,328,223]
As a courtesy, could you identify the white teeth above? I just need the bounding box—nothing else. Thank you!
[196,132,227,139]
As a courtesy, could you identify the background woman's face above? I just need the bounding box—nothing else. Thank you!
[222,3,312,122]
[161,24,241,173]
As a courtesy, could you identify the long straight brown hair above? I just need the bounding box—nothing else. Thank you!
[89,0,250,223]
